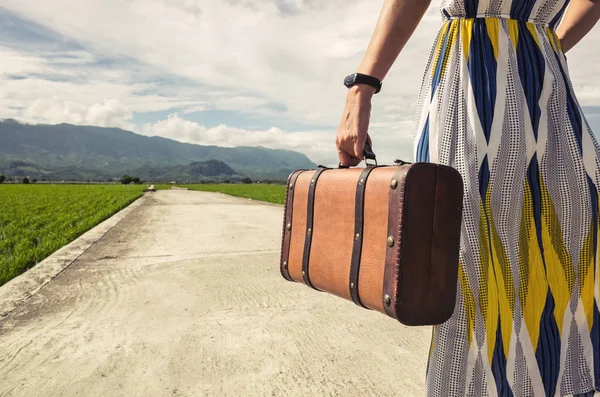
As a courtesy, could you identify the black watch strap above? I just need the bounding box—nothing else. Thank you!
[344,73,382,94]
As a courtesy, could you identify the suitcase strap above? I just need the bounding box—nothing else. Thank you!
[349,166,377,308]
[280,170,306,281]
[302,167,328,290]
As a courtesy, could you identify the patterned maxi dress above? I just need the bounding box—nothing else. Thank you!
[413,0,600,396]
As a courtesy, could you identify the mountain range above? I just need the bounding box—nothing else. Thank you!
[0,120,316,182]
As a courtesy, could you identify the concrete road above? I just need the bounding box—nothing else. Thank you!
[0,190,431,397]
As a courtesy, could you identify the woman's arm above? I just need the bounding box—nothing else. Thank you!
[357,0,432,81]
[336,0,431,166]
[556,0,600,53]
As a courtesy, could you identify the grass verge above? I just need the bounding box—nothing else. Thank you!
[181,184,287,204]
[0,184,145,286]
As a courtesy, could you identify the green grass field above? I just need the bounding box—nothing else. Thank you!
[182,184,287,204]
[0,184,145,287]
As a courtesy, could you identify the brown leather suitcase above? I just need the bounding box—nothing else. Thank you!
[280,159,464,326]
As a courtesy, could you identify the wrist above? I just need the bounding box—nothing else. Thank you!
[349,84,377,97]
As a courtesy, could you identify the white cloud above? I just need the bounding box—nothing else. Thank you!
[0,0,444,125]
[140,113,337,165]
[0,0,599,164]
[140,113,416,166]
[19,97,134,129]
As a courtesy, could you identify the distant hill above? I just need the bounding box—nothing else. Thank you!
[133,160,248,183]
[0,158,247,183]
[0,119,316,181]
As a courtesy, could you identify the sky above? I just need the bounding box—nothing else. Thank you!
[0,0,599,166]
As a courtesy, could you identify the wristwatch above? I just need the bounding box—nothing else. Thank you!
[344,73,382,94]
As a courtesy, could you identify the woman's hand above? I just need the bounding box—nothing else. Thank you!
[336,85,376,166]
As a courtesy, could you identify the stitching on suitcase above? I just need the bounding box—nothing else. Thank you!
[393,167,410,318]
[302,168,327,290]
[382,166,406,319]
[280,172,293,277]
[280,170,304,281]
[349,166,376,308]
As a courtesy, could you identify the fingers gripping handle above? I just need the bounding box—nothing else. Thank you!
[339,141,377,169]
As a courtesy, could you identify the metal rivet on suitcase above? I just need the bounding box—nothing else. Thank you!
[290,184,294,190]
[286,223,291,231]
[384,295,391,306]
[390,179,398,189]
[311,179,315,184]
[350,282,355,288]
[359,178,364,184]
[355,233,360,239]
[387,236,394,247]
[307,228,312,234]
[302,271,306,276]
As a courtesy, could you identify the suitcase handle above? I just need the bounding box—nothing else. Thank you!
[363,141,377,166]
[338,141,377,169]
[337,141,413,168]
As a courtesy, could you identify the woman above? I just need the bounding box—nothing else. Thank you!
[336,0,600,396]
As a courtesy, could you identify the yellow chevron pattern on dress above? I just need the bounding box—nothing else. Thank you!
[459,261,477,344]
[507,19,520,50]
[431,21,450,79]
[520,179,550,352]
[485,18,500,61]
[540,182,574,334]
[579,220,596,332]
[487,191,515,357]
[444,22,460,76]
[461,18,474,60]
[431,20,459,80]
[481,189,515,358]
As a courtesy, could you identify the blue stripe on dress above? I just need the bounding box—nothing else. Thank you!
[516,21,545,141]
[528,154,544,254]
[535,290,561,396]
[465,0,479,18]
[510,0,537,23]
[479,154,491,200]
[530,152,561,396]
[492,315,514,397]
[417,118,431,163]
[469,19,497,144]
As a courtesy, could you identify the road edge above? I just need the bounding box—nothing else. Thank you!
[0,194,148,317]
[196,191,284,208]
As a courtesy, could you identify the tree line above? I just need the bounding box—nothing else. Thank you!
[0,175,36,184]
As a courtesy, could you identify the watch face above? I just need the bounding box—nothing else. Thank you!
[345,73,357,86]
